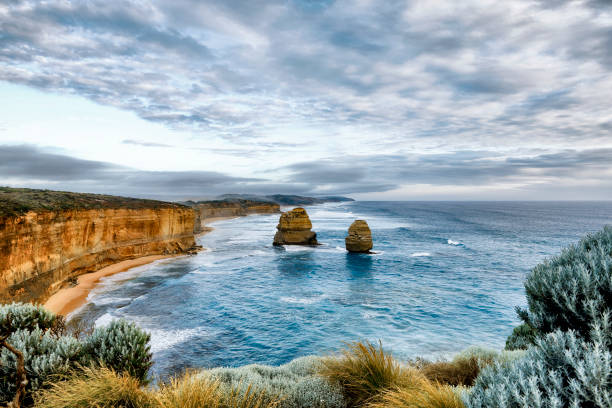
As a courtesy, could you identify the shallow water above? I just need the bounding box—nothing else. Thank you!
[69,201,612,377]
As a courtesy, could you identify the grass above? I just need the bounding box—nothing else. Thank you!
[30,343,514,408]
[418,357,480,387]
[33,367,279,408]
[319,341,412,407]
[0,186,186,217]
[33,366,155,408]
[368,377,465,408]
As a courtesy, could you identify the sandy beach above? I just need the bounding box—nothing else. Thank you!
[44,255,178,316]
[44,216,235,317]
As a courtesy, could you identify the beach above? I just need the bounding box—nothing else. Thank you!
[44,217,235,316]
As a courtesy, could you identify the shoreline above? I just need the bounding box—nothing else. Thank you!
[44,216,238,317]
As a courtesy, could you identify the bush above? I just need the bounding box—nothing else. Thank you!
[0,303,153,404]
[0,302,61,334]
[410,347,525,388]
[0,328,82,404]
[82,319,153,383]
[205,356,345,408]
[464,330,612,408]
[505,322,538,350]
[319,341,410,407]
[33,366,155,408]
[516,226,612,346]
[419,357,480,387]
[452,346,525,368]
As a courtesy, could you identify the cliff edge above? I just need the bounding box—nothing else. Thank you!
[0,187,197,303]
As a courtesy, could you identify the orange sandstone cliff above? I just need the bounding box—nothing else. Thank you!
[0,188,197,303]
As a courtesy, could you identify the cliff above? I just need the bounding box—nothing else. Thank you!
[185,199,280,233]
[0,187,197,303]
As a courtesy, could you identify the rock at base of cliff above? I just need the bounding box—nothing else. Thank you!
[273,207,319,246]
[345,220,373,253]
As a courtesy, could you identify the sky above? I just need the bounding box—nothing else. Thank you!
[1,0,611,201]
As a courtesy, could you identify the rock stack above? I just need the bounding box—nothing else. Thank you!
[345,220,373,253]
[273,207,318,246]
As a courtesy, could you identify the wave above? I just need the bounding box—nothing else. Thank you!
[447,239,462,246]
[148,327,206,353]
[411,252,431,257]
[280,295,326,304]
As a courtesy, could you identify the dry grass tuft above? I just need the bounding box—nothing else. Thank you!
[154,370,279,408]
[154,370,223,408]
[419,357,480,387]
[319,340,415,407]
[223,383,280,408]
[33,366,155,408]
[368,374,465,408]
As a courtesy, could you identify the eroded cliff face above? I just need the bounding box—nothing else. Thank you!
[0,207,196,303]
[192,201,280,233]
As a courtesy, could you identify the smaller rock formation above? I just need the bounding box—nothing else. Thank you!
[273,207,318,246]
[345,220,373,253]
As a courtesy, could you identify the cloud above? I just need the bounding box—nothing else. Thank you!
[0,0,611,199]
[122,139,174,148]
[280,148,612,195]
[0,145,265,199]
[2,145,612,200]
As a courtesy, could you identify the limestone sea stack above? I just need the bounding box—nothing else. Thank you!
[345,220,373,253]
[273,207,318,246]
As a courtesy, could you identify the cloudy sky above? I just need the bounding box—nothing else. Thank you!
[1,0,611,200]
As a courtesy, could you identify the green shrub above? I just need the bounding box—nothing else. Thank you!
[0,303,153,404]
[0,328,82,404]
[464,330,612,408]
[515,226,612,347]
[452,346,525,367]
[0,302,60,334]
[205,356,345,408]
[505,322,538,350]
[82,319,153,383]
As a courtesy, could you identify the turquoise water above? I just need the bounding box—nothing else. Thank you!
[69,201,612,377]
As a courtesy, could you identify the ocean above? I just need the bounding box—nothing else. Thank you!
[68,201,612,377]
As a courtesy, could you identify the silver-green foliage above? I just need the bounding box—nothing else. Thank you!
[0,328,82,403]
[82,319,152,383]
[521,226,612,343]
[203,355,346,408]
[0,302,58,333]
[465,329,612,408]
[454,346,526,367]
[0,303,153,403]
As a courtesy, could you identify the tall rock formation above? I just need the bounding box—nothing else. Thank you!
[273,208,318,246]
[345,220,373,253]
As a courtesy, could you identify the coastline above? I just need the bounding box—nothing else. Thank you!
[44,216,236,317]
[44,254,178,316]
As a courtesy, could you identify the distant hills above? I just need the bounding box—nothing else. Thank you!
[217,194,354,206]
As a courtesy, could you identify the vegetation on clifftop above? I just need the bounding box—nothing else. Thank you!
[0,187,188,217]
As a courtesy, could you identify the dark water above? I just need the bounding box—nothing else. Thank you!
[69,201,612,376]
